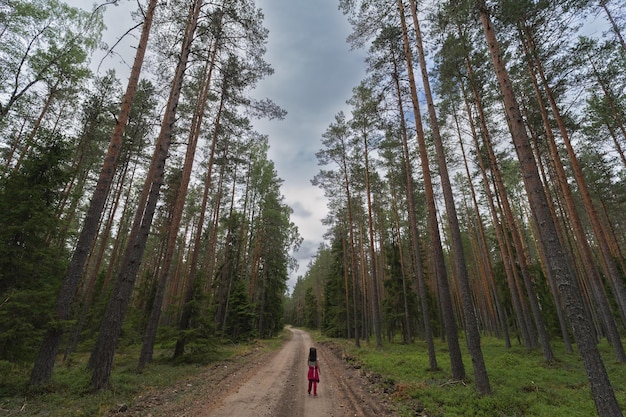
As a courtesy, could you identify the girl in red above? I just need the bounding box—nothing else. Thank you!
[307,347,320,396]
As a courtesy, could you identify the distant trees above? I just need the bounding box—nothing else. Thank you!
[1,0,625,413]
[1,0,296,392]
[290,0,626,413]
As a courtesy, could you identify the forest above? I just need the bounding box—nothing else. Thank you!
[0,0,624,416]
[284,0,626,415]
[1,0,299,392]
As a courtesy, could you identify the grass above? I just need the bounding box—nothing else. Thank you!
[2,330,623,416]
[0,334,286,416]
[327,335,626,417]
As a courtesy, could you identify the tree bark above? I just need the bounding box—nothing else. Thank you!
[397,0,465,382]
[477,4,622,415]
[29,0,158,386]
[88,0,200,389]
[390,47,437,368]
[524,26,626,336]
[453,106,510,348]
[521,26,626,362]
[361,114,383,348]
[407,0,490,393]
[139,15,221,369]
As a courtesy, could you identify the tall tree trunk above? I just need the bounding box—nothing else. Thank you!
[390,48,437,368]
[397,0,465,381]
[408,0,491,394]
[65,160,132,361]
[340,228,352,339]
[453,107,511,348]
[390,188,413,343]
[29,0,158,386]
[339,129,360,347]
[524,26,626,334]
[173,95,223,357]
[477,4,622,415]
[362,126,383,348]
[465,55,540,352]
[407,0,491,394]
[521,27,626,361]
[358,222,370,344]
[88,0,200,390]
[139,19,222,369]
[460,62,534,348]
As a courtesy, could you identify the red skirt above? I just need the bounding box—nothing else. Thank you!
[307,366,319,382]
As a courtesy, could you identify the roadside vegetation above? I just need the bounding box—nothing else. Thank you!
[1,1,625,416]
[0,335,286,416]
[1,328,624,416]
[323,333,626,417]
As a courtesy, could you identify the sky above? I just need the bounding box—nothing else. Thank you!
[70,0,366,290]
[251,0,366,287]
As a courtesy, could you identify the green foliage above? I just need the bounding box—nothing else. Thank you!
[0,0,104,118]
[382,242,419,343]
[0,289,56,362]
[322,232,350,338]
[304,287,318,329]
[0,134,71,362]
[0,339,277,415]
[6,332,286,414]
[225,280,257,342]
[336,337,625,417]
[0,134,71,285]
[159,314,219,365]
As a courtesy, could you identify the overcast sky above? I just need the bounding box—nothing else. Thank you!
[71,0,366,290]
[252,0,365,287]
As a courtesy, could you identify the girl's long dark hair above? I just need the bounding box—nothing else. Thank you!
[308,347,317,362]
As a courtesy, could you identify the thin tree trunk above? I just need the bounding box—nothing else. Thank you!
[397,0,465,381]
[453,107,511,348]
[477,5,622,415]
[521,27,626,361]
[460,63,533,347]
[358,223,370,344]
[29,0,158,386]
[362,126,383,348]
[88,0,200,389]
[64,160,131,361]
[390,48,436,367]
[339,132,361,347]
[340,226,352,339]
[173,97,222,357]
[586,52,626,167]
[600,0,626,52]
[138,15,221,369]
[390,188,413,344]
[13,84,58,172]
[407,0,490,393]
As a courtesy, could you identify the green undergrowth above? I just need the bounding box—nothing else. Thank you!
[326,335,625,417]
[0,332,287,416]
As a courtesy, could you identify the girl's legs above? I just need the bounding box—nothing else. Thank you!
[313,380,317,396]
[308,380,313,394]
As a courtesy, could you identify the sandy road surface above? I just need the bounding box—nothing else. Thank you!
[191,327,395,417]
[109,327,397,417]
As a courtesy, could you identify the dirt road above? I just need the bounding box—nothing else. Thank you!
[111,327,398,417]
[195,327,394,417]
